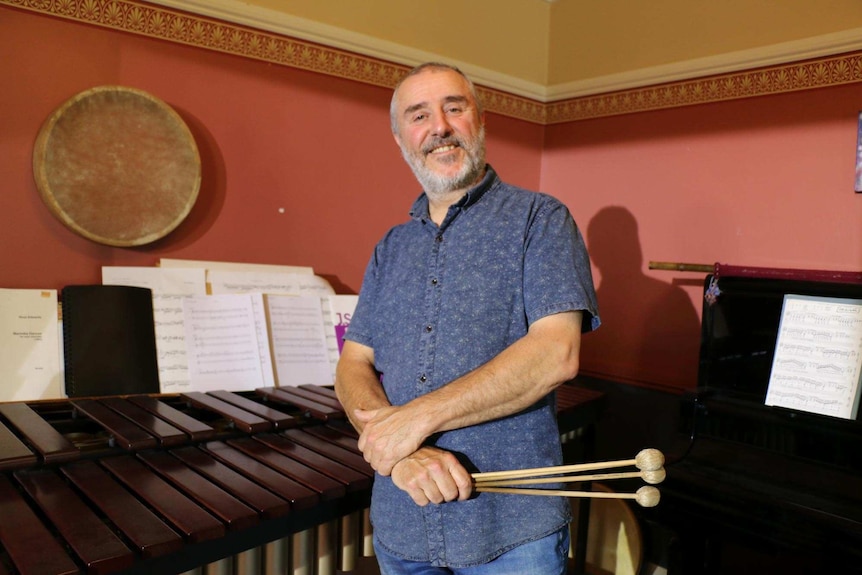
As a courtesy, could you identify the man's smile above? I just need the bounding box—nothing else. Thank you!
[429,144,458,155]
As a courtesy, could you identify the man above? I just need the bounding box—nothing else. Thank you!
[335,62,599,575]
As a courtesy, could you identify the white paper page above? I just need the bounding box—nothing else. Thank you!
[151,294,194,392]
[247,293,276,388]
[208,270,334,296]
[102,266,207,392]
[321,294,359,376]
[265,294,334,386]
[766,294,862,419]
[101,266,207,295]
[159,258,314,275]
[0,289,63,401]
[182,294,265,392]
[207,271,335,388]
[151,293,276,393]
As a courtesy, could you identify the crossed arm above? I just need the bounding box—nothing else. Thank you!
[333,310,583,506]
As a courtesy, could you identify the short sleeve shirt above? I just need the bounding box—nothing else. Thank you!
[344,166,599,567]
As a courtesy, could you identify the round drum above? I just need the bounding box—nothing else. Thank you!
[32,86,201,247]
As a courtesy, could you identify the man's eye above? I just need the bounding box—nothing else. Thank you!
[411,114,427,123]
[446,106,463,114]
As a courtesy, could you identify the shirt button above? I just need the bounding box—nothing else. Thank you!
[425,325,433,332]
[419,374,427,382]
[431,278,438,285]
[435,235,443,242]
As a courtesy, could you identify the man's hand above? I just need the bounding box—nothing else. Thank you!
[353,405,428,476]
[390,446,473,506]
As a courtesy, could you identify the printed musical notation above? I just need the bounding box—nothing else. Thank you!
[182,294,265,392]
[264,295,333,387]
[766,294,862,419]
[208,270,334,297]
[152,294,194,391]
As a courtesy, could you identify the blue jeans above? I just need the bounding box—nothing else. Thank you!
[373,526,570,575]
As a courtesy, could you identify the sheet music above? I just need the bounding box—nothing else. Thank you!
[102,266,207,392]
[101,266,207,295]
[265,294,333,386]
[208,270,334,296]
[182,294,265,392]
[766,294,862,419]
[0,289,62,401]
[159,258,314,275]
[207,270,336,387]
[150,294,194,392]
[246,293,276,388]
[169,293,275,393]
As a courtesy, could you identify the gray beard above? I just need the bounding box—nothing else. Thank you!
[400,127,486,199]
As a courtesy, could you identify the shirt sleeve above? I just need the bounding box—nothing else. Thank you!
[523,198,600,332]
[342,248,379,348]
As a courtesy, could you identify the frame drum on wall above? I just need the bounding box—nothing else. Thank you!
[32,86,201,247]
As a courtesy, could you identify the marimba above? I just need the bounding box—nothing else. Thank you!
[0,385,373,575]
[0,383,607,575]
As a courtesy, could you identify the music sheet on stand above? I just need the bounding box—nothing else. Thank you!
[766,294,862,419]
[183,294,266,392]
[265,294,333,387]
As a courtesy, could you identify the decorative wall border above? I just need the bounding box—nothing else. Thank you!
[4,0,861,125]
[545,51,862,124]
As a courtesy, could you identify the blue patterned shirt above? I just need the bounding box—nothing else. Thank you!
[344,166,600,567]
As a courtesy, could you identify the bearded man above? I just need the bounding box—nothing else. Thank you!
[335,62,600,575]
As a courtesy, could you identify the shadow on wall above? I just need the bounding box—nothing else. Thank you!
[144,106,228,252]
[580,206,700,391]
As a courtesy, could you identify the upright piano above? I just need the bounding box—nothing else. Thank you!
[648,270,862,574]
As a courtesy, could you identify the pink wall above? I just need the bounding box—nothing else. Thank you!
[544,85,862,390]
[0,7,542,295]
[3,7,861,393]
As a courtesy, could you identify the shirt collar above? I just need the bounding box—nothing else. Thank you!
[409,164,498,222]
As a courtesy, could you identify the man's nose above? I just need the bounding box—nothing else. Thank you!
[430,112,453,137]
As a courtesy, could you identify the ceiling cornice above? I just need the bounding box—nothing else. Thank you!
[4,0,861,124]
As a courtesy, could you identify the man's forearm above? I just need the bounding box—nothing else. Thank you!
[404,310,583,436]
[334,347,390,434]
